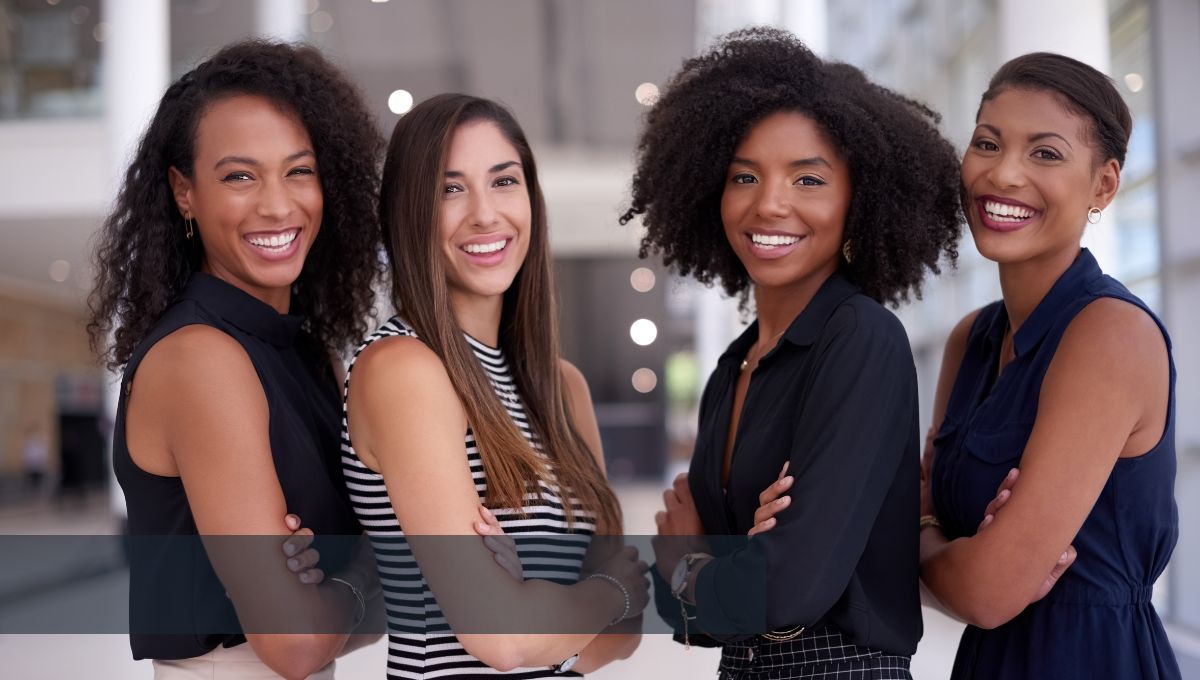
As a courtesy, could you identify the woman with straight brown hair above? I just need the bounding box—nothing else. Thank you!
[339,93,647,678]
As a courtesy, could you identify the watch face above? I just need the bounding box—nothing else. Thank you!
[671,557,689,595]
[556,653,579,673]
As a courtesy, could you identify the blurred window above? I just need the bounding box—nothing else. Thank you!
[0,0,103,120]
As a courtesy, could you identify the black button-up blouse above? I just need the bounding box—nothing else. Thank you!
[672,272,922,656]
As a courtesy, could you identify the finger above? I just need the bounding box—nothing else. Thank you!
[480,505,505,532]
[1035,545,1076,601]
[284,514,301,532]
[758,475,794,506]
[977,513,994,531]
[286,547,320,573]
[283,528,314,557]
[495,553,523,581]
[778,461,790,480]
[748,517,776,537]
[753,494,791,526]
[673,474,694,504]
[983,489,1011,518]
[484,535,521,566]
[654,511,667,528]
[995,468,1019,496]
[298,568,324,585]
[662,488,681,509]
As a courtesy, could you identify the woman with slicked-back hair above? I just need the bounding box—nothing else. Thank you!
[339,93,646,678]
[90,40,384,679]
[920,52,1180,679]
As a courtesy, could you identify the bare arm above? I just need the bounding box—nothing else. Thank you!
[558,359,643,674]
[919,299,1168,628]
[130,326,357,680]
[346,339,645,672]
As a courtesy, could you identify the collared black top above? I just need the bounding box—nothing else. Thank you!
[112,273,362,660]
[659,272,922,656]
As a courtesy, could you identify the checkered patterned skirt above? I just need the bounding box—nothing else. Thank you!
[717,625,912,680]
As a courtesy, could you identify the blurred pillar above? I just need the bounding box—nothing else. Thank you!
[256,0,308,43]
[997,0,1117,271]
[101,0,170,517]
[1152,0,1200,672]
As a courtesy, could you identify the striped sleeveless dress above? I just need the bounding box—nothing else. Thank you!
[340,317,594,679]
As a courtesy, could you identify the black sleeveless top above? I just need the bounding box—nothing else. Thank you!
[112,272,362,660]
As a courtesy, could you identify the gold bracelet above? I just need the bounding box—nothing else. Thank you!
[761,624,807,641]
[919,514,942,531]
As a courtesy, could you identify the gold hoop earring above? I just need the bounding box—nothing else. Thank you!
[842,240,853,263]
[184,216,196,239]
[1087,207,1102,225]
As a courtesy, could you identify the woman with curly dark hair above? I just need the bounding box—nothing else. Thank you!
[635,28,960,678]
[89,40,383,679]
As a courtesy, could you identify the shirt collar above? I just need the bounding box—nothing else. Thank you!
[1012,248,1102,357]
[180,272,304,347]
[718,271,861,365]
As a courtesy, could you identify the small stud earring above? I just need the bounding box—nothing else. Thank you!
[1087,207,1102,225]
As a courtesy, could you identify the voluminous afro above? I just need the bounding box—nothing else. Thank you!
[621,28,962,306]
[89,40,384,370]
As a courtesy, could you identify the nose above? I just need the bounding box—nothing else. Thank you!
[753,180,790,220]
[986,149,1027,190]
[256,176,292,221]
[468,190,499,228]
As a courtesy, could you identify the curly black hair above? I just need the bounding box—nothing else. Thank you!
[88,40,383,370]
[621,28,963,306]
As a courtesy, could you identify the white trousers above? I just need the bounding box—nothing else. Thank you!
[152,642,336,680]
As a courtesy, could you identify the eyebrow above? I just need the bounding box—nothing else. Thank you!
[214,150,315,169]
[445,160,523,178]
[976,124,1074,149]
[731,156,833,169]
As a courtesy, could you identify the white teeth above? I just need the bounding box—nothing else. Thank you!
[247,230,298,249]
[750,233,801,247]
[984,200,1035,220]
[463,239,507,254]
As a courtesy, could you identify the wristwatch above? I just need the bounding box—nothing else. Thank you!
[552,653,579,674]
[670,552,712,604]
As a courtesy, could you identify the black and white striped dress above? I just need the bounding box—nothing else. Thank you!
[341,317,594,679]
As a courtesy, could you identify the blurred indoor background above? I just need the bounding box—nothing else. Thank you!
[0,0,1197,677]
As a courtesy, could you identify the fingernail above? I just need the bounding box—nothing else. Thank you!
[775,497,788,506]
[1059,551,1069,564]
[482,507,494,518]
[284,544,296,556]
[999,490,1009,500]
[299,573,310,583]
[781,477,793,487]
[1008,468,1018,479]
[287,558,298,570]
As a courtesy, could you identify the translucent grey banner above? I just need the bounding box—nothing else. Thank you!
[0,534,774,641]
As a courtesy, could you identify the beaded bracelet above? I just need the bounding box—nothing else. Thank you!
[585,572,630,626]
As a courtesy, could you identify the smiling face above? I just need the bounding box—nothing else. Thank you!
[720,110,851,296]
[438,120,532,310]
[962,87,1120,265]
[169,94,322,309]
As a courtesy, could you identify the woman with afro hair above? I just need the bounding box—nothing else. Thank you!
[90,40,383,678]
[638,28,960,678]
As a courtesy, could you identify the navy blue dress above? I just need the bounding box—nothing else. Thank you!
[930,249,1180,679]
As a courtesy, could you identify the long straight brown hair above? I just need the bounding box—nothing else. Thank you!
[379,93,621,534]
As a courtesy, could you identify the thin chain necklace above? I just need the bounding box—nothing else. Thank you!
[740,329,787,372]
